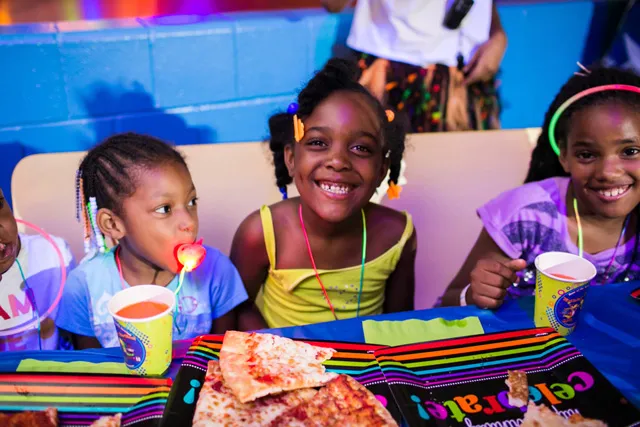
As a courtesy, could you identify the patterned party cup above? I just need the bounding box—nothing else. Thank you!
[108,285,175,376]
[534,252,597,336]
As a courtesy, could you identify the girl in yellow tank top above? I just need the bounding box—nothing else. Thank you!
[230,59,417,329]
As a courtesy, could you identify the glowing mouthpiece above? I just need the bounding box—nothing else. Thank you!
[177,240,206,272]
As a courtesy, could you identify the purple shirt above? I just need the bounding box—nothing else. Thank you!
[478,177,640,298]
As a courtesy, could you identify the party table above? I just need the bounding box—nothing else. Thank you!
[1,281,638,409]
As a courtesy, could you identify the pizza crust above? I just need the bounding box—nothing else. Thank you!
[567,413,608,427]
[521,401,607,427]
[220,331,337,403]
[192,360,317,427]
[506,370,529,407]
[0,408,58,427]
[90,413,122,427]
[270,374,398,427]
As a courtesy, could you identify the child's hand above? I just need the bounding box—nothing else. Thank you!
[468,258,527,309]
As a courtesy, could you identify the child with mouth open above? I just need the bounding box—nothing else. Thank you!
[0,188,75,351]
[441,67,640,308]
[231,59,418,328]
[56,133,261,349]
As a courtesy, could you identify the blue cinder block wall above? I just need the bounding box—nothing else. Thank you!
[0,2,596,206]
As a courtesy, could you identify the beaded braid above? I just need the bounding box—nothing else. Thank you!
[75,169,82,222]
[75,174,93,254]
[88,197,106,253]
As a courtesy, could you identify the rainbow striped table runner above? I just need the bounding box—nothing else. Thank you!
[373,327,640,426]
[0,372,171,426]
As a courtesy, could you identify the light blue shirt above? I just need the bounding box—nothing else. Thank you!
[56,245,248,348]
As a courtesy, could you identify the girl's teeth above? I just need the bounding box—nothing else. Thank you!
[320,183,350,195]
[599,186,629,198]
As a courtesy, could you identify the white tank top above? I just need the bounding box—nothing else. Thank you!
[347,0,493,68]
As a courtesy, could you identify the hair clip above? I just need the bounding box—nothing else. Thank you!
[386,110,395,122]
[279,186,288,200]
[574,62,592,77]
[287,102,299,115]
[577,62,592,75]
[387,181,402,200]
[293,115,305,143]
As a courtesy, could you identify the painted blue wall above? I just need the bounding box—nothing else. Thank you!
[0,2,595,205]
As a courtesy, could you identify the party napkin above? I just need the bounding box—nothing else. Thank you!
[17,359,129,375]
[362,317,484,346]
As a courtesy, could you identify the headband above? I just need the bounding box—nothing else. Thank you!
[548,84,640,156]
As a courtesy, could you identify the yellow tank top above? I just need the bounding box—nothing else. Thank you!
[255,205,414,328]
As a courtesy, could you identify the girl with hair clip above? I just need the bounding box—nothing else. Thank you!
[230,59,418,329]
[441,66,640,308]
[56,133,260,349]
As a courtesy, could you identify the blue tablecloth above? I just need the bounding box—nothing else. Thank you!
[1,281,638,407]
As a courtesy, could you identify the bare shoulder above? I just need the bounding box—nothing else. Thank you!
[235,199,296,243]
[266,198,299,230]
[365,203,412,246]
[234,209,263,248]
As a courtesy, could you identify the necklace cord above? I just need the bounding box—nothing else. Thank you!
[115,246,185,334]
[15,258,42,350]
[573,197,630,284]
[298,205,366,321]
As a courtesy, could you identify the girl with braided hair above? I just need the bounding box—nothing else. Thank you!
[442,67,640,308]
[56,133,259,349]
[230,59,417,328]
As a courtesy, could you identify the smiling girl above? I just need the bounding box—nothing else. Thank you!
[231,59,417,328]
[441,67,640,308]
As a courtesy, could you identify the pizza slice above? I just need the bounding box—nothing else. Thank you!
[0,408,58,427]
[521,402,607,427]
[521,402,568,427]
[270,374,398,427]
[506,370,529,407]
[219,331,337,403]
[192,360,317,427]
[90,413,121,427]
[567,413,608,426]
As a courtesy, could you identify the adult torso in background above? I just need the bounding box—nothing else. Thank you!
[347,0,492,67]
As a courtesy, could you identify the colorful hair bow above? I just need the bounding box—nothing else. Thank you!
[385,110,395,122]
[293,115,305,143]
[387,181,402,200]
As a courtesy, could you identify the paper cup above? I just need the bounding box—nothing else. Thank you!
[534,252,597,336]
[108,285,175,376]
